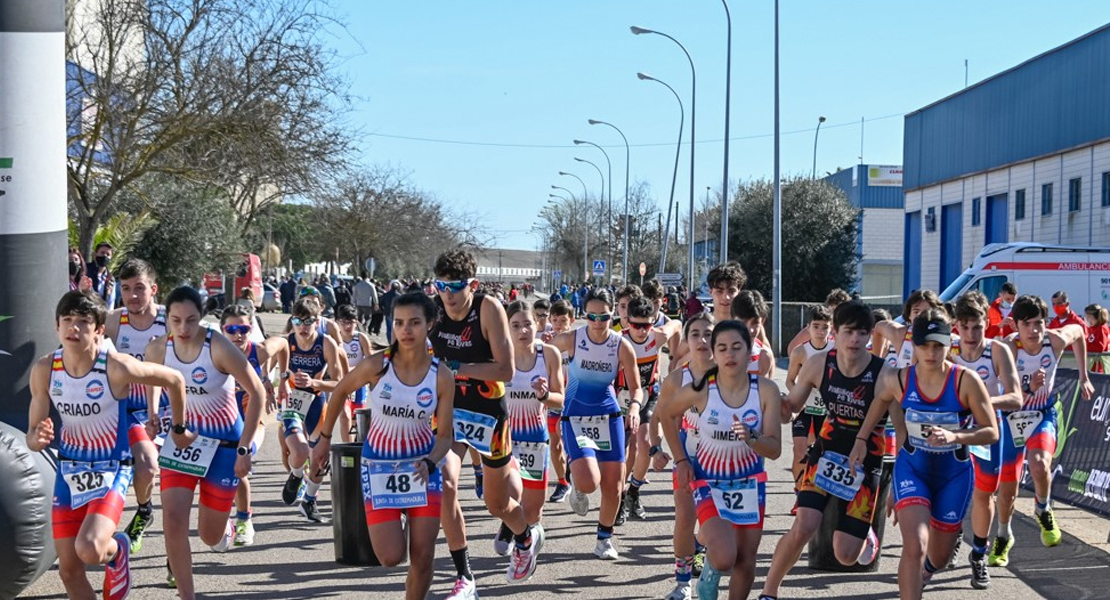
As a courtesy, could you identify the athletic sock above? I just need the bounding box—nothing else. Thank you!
[629,476,646,490]
[513,524,533,548]
[473,464,483,476]
[597,523,614,540]
[450,547,473,579]
[971,535,989,559]
[136,501,153,517]
[1034,494,1050,514]
[558,478,568,486]
[236,510,251,522]
[675,555,693,583]
[996,520,1013,540]
[108,536,123,567]
[924,557,939,574]
[291,466,305,478]
[304,479,321,501]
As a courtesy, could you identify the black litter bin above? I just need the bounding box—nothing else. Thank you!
[331,442,380,566]
[807,456,894,573]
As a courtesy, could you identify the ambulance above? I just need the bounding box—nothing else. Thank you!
[938,242,1110,307]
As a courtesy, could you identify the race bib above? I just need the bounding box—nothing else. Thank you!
[282,389,315,422]
[708,478,760,525]
[804,393,827,416]
[60,460,116,509]
[617,390,632,417]
[1007,410,1044,448]
[513,440,549,481]
[365,460,427,509]
[454,409,498,456]
[133,407,173,446]
[813,451,863,501]
[569,415,613,451]
[969,444,992,460]
[158,434,219,477]
[904,409,960,452]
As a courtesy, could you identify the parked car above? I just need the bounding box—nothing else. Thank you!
[262,283,281,313]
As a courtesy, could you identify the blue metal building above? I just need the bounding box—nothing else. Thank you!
[823,164,905,299]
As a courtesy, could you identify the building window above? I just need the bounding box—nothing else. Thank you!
[1042,183,1053,216]
[1015,189,1026,220]
[1069,177,1082,212]
[971,197,981,226]
[1102,172,1110,207]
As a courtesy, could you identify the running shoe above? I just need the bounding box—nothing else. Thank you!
[696,558,721,600]
[282,472,304,505]
[1038,509,1061,547]
[505,524,546,582]
[986,536,1014,567]
[615,496,628,526]
[124,510,154,554]
[593,537,619,560]
[664,581,692,600]
[549,482,570,503]
[570,489,590,517]
[300,498,324,523]
[103,533,131,600]
[210,518,236,552]
[969,551,991,589]
[947,535,962,568]
[234,519,256,546]
[445,576,479,600]
[475,470,485,500]
[691,549,705,577]
[625,490,647,520]
[493,522,514,557]
[858,527,879,566]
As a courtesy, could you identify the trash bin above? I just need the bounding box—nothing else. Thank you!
[331,442,379,566]
[807,456,894,573]
[355,408,372,442]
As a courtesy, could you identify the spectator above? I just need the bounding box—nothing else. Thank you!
[86,241,117,308]
[352,275,378,330]
[236,287,256,308]
[279,275,296,313]
[67,247,92,292]
[317,277,337,315]
[1049,290,1088,334]
[369,279,386,335]
[1084,304,1110,373]
[335,279,352,307]
[986,281,1018,339]
[380,280,401,342]
[684,289,704,320]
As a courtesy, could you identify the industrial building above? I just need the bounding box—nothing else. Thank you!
[823,164,905,300]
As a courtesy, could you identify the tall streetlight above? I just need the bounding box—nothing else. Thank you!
[772,0,783,354]
[574,157,606,244]
[812,116,826,179]
[636,72,683,275]
[551,186,588,282]
[587,119,630,283]
[718,0,733,264]
[573,140,612,279]
[631,26,697,291]
[558,171,588,208]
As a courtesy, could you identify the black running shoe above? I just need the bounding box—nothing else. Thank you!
[282,472,304,506]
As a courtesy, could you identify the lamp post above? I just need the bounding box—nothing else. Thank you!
[636,72,683,275]
[551,186,588,283]
[558,171,589,208]
[587,119,630,283]
[573,140,612,280]
[772,0,783,354]
[631,25,697,291]
[718,0,733,264]
[812,116,826,179]
[573,157,605,243]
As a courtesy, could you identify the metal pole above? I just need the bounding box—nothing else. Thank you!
[574,140,612,281]
[772,0,782,354]
[719,0,732,264]
[812,116,826,179]
[637,73,683,275]
[589,120,630,283]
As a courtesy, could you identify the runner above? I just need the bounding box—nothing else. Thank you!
[731,290,775,378]
[949,292,1022,589]
[876,289,944,369]
[145,286,267,600]
[219,304,289,546]
[280,297,345,521]
[649,312,716,600]
[850,309,998,600]
[613,284,643,332]
[785,289,850,354]
[642,279,683,354]
[870,309,892,359]
[759,300,885,600]
[547,299,575,502]
[994,294,1093,559]
[335,304,372,442]
[550,287,643,560]
[310,292,456,600]
[492,301,565,556]
[25,290,188,600]
[101,259,169,554]
[533,298,553,339]
[783,305,833,516]
[429,249,543,597]
[659,320,782,600]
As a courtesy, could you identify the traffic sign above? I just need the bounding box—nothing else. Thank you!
[656,273,683,286]
[364,257,376,277]
[592,260,606,276]
[553,270,562,281]
[638,262,647,276]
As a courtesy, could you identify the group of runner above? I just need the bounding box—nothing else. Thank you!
[25,250,1096,600]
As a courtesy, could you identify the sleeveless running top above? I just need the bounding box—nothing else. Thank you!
[900,366,971,459]
[506,343,549,443]
[288,332,326,380]
[749,337,771,374]
[680,364,700,431]
[344,334,366,369]
[235,342,263,413]
[951,339,1001,395]
[695,374,764,481]
[564,327,622,417]
[362,357,439,461]
[1015,337,1058,410]
[815,350,886,470]
[115,306,167,412]
[50,348,130,462]
[431,293,494,365]
[802,339,833,359]
[617,330,662,392]
[165,329,243,442]
[888,331,914,368]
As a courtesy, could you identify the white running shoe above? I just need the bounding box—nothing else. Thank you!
[445,576,479,600]
[493,522,513,557]
[210,519,235,553]
[664,581,692,600]
[505,524,546,582]
[570,489,590,517]
[858,527,879,566]
[593,537,619,560]
[234,519,255,547]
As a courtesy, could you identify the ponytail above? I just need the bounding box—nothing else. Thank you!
[692,366,719,392]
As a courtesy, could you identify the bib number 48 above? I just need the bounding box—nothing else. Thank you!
[385,473,413,494]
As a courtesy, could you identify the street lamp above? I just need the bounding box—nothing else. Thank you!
[812,116,826,179]
[551,186,588,283]
[631,25,697,291]
[719,0,733,264]
[637,72,683,275]
[587,119,630,283]
[573,140,613,278]
[558,171,588,207]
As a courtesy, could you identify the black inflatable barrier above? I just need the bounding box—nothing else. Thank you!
[331,442,381,566]
[807,457,894,573]
[0,421,58,600]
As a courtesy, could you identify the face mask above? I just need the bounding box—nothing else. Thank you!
[95,255,109,267]
[69,261,81,276]
[1001,301,1012,310]
[1053,304,1068,317]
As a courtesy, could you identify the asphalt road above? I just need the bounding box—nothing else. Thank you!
[18,310,1110,599]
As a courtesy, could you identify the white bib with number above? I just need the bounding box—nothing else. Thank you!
[282,389,315,422]
[133,407,173,446]
[158,434,219,477]
[969,444,992,460]
[904,409,961,452]
[569,415,613,452]
[513,440,549,481]
[708,478,760,525]
[454,409,498,456]
[813,451,864,501]
[61,460,116,509]
[365,460,428,509]
[1007,410,1044,448]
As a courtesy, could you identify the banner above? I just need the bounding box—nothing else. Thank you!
[866,165,903,187]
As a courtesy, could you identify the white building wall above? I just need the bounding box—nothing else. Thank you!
[861,209,903,261]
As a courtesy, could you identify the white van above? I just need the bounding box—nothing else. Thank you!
[939,242,1110,308]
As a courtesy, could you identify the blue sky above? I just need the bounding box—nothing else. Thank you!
[326,1,1110,251]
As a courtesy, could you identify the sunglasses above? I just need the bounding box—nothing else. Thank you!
[299,287,320,297]
[434,279,475,293]
[223,324,252,335]
[535,313,549,319]
[291,317,318,326]
[585,312,612,323]
[627,321,652,330]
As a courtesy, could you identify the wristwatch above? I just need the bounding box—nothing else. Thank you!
[648,445,662,457]
[237,446,251,457]
[172,423,187,435]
